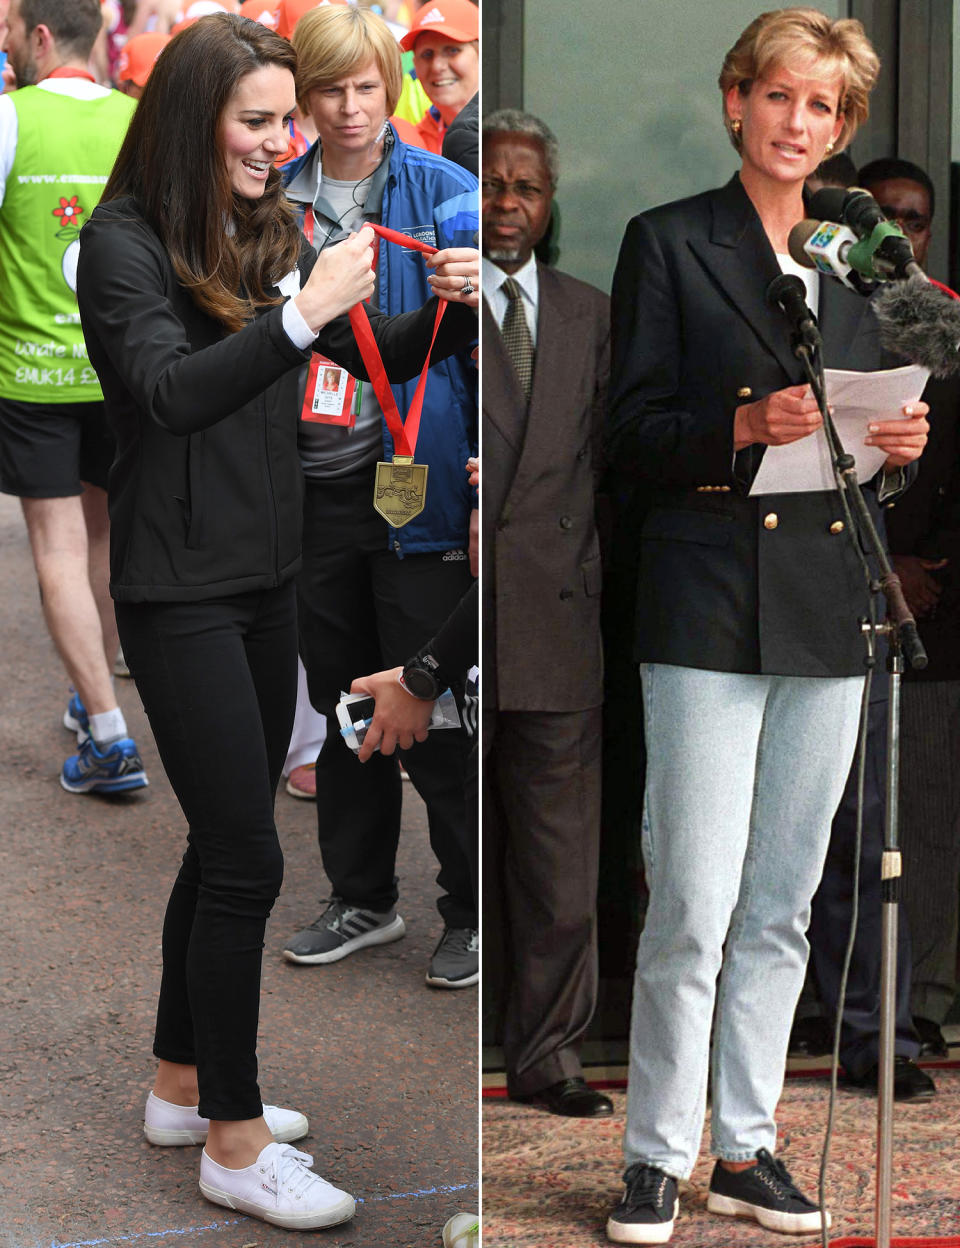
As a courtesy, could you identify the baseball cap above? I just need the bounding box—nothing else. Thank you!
[115,32,170,87]
[170,1,229,35]
[274,0,347,40]
[239,0,279,27]
[399,0,478,52]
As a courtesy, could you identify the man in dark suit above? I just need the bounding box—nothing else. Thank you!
[481,109,611,1117]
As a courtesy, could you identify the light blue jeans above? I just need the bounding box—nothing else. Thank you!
[624,663,864,1178]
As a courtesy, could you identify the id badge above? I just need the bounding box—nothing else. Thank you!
[301,353,360,427]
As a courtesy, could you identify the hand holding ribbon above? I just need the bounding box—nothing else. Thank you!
[294,225,376,334]
[427,247,481,309]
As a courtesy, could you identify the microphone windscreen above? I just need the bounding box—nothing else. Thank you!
[788,219,820,269]
[872,274,960,378]
[766,271,807,309]
[808,186,848,223]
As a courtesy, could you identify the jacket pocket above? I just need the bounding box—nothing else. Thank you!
[185,432,205,550]
[642,508,732,547]
[581,553,602,597]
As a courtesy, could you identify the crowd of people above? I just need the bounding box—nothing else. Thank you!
[0,0,478,1240]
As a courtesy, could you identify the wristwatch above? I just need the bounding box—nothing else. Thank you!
[400,652,444,701]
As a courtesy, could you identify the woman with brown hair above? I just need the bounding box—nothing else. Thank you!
[76,11,476,1230]
[605,9,928,1243]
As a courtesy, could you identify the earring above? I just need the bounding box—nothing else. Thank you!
[824,142,834,156]
[731,119,742,138]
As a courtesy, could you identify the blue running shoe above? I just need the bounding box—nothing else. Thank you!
[60,736,148,794]
[63,691,90,743]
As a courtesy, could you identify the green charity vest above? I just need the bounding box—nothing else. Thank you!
[0,85,135,403]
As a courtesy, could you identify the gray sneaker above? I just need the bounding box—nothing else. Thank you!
[426,927,478,989]
[282,898,405,965]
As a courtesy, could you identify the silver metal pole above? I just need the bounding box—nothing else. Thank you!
[876,654,903,1248]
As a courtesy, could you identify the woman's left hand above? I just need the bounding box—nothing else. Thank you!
[865,400,930,468]
[426,247,480,309]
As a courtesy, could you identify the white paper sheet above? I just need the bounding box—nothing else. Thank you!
[747,363,929,496]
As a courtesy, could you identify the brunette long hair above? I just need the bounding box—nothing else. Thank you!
[103,13,301,332]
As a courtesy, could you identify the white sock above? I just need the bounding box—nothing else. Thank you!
[90,707,128,747]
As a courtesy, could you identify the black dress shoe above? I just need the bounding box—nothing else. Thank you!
[516,1076,614,1117]
[845,1056,937,1102]
[788,1016,833,1058]
[913,1015,949,1059]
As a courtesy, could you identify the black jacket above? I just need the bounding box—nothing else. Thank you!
[608,175,903,678]
[77,196,472,602]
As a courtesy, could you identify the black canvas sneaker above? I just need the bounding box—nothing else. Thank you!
[606,1161,679,1244]
[706,1149,830,1233]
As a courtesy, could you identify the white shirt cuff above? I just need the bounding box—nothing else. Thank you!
[282,297,315,350]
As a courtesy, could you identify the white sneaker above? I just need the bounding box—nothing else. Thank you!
[143,1092,308,1146]
[443,1212,480,1247]
[199,1141,355,1229]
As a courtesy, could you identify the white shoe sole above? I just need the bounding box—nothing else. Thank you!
[145,1124,208,1146]
[425,967,479,989]
[606,1198,677,1243]
[60,769,148,794]
[282,914,406,964]
[706,1192,830,1233]
[199,1179,355,1229]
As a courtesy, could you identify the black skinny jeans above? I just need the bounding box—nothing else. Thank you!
[297,471,476,928]
[116,583,298,1121]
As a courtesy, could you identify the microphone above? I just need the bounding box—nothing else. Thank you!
[788,218,877,295]
[807,186,923,283]
[766,273,821,350]
[871,274,960,378]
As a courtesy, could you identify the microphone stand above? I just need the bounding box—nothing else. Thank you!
[783,317,927,1248]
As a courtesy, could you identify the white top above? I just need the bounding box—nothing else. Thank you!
[775,251,820,318]
[482,253,539,347]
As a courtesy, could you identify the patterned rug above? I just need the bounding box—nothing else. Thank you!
[482,1071,960,1246]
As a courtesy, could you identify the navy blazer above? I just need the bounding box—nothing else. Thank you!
[608,175,896,677]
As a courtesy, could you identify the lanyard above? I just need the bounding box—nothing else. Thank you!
[45,67,97,82]
[303,210,446,459]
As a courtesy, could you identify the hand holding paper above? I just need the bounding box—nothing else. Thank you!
[748,364,930,495]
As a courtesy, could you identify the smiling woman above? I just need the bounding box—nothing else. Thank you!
[396,0,479,154]
[219,62,296,196]
[73,9,477,1235]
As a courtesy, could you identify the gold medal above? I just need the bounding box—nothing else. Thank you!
[373,455,429,528]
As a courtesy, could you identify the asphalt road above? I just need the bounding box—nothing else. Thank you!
[0,492,478,1248]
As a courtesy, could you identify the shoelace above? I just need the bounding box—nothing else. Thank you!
[261,1145,330,1208]
[307,899,347,932]
[754,1149,803,1198]
[622,1161,670,1206]
[442,928,479,954]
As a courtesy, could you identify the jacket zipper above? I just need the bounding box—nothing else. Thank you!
[262,394,279,581]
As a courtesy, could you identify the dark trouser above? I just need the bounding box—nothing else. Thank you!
[298,472,475,928]
[116,584,298,1121]
[808,697,919,1078]
[485,702,602,1097]
[899,680,960,1022]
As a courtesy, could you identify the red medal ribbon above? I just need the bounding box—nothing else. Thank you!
[45,67,98,82]
[302,210,447,459]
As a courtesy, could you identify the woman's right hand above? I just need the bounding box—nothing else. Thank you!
[733,384,823,451]
[294,226,377,335]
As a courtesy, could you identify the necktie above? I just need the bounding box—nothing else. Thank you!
[500,277,535,400]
